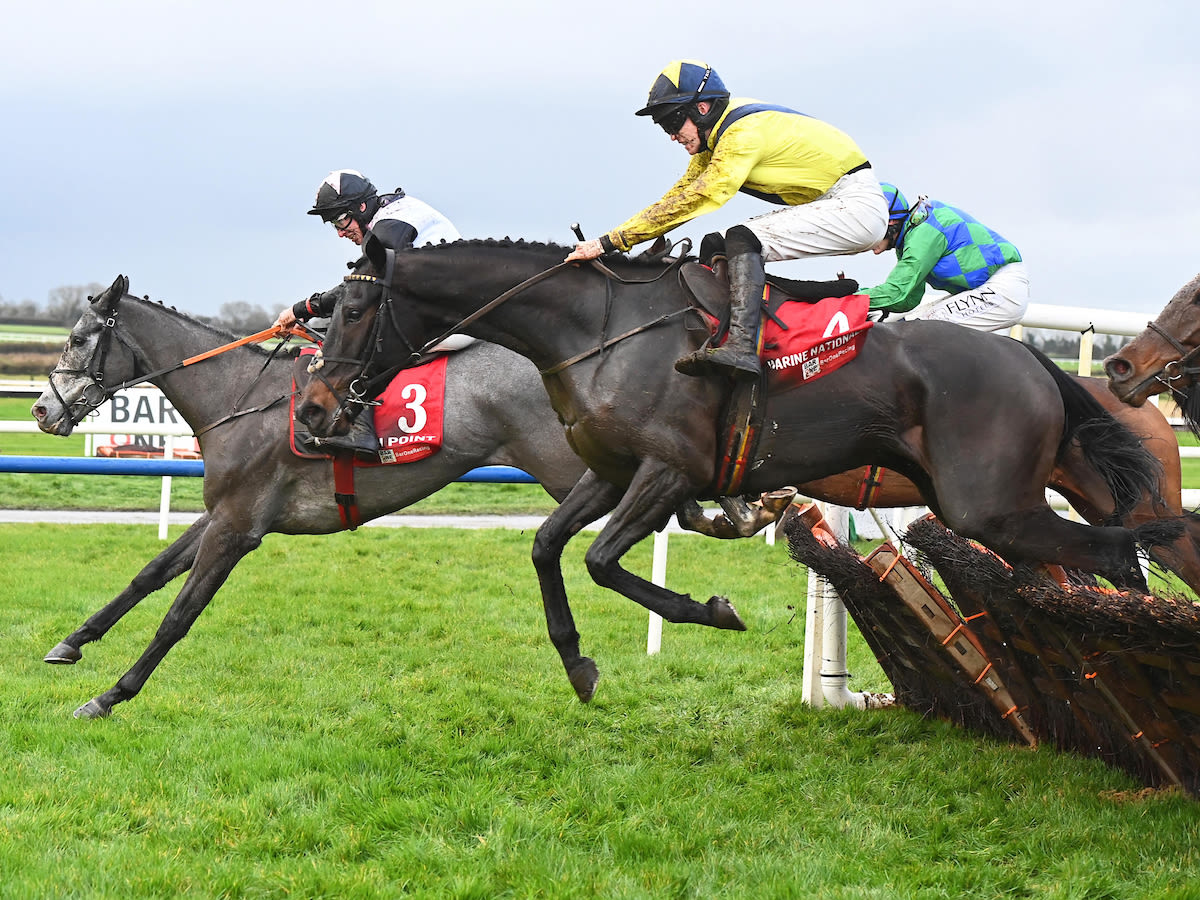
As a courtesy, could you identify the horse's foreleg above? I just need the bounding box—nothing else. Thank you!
[585,463,748,629]
[73,524,261,719]
[44,514,211,665]
[531,471,625,703]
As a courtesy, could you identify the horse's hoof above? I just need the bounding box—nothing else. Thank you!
[707,596,747,631]
[760,487,798,515]
[73,699,111,720]
[568,658,600,703]
[44,642,82,665]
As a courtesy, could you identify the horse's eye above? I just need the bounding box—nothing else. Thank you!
[69,335,86,348]
[345,307,364,324]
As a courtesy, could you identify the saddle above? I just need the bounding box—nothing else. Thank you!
[678,260,859,337]
[676,261,863,496]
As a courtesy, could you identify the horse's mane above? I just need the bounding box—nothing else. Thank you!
[410,236,691,269]
[119,293,290,359]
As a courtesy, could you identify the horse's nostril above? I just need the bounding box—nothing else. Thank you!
[296,402,324,431]
[1104,358,1130,379]
[31,405,44,421]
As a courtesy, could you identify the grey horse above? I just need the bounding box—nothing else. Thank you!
[31,275,588,719]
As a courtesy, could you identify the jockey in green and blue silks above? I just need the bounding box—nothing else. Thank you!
[565,59,888,381]
[865,183,1029,332]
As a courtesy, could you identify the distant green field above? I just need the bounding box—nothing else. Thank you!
[0,323,68,336]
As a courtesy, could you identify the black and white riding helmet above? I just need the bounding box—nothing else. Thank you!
[307,169,381,228]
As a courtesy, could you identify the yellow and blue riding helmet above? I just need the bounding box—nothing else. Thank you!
[636,59,730,135]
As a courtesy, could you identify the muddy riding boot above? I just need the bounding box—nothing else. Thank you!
[675,249,765,380]
[318,413,379,458]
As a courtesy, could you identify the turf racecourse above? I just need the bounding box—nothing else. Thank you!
[3,524,1200,898]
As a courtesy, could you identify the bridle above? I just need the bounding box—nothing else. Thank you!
[1129,320,1200,403]
[303,248,424,430]
[49,290,305,434]
[47,293,150,428]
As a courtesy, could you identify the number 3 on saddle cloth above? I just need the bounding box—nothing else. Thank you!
[288,347,449,528]
[703,287,873,494]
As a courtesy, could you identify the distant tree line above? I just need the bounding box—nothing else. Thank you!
[1024,329,1125,360]
[0,285,273,333]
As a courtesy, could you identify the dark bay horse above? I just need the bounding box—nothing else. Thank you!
[298,237,1179,702]
[1104,273,1200,432]
[31,275,589,719]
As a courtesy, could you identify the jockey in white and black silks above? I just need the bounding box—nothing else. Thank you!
[287,169,462,323]
[865,183,1029,332]
[279,169,466,456]
[566,59,888,382]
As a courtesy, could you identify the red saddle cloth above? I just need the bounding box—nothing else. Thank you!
[371,355,448,464]
[290,350,448,465]
[761,290,872,386]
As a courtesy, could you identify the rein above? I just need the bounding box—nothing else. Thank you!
[413,252,693,376]
[51,294,315,434]
[313,248,694,426]
[411,260,578,362]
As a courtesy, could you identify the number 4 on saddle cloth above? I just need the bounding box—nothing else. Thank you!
[682,263,872,495]
[759,290,872,385]
[288,348,449,528]
[682,263,872,386]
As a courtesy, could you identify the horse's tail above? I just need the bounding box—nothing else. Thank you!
[1024,343,1164,522]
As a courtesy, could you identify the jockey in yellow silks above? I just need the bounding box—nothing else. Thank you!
[567,59,887,380]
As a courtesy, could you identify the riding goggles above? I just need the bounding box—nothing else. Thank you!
[656,105,691,135]
[331,211,355,231]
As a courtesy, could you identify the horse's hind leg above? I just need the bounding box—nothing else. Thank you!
[948,503,1147,590]
[1145,512,1200,594]
[531,470,626,703]
[44,514,211,665]
[73,521,261,719]
[1053,446,1200,593]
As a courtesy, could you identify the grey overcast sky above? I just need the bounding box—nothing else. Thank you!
[1,0,1196,319]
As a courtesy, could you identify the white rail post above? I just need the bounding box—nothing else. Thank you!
[1077,328,1094,377]
[647,530,668,654]
[801,555,826,707]
[157,435,175,540]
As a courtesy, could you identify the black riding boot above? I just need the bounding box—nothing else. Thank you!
[675,249,765,379]
[317,412,379,458]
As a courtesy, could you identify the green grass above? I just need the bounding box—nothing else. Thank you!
[3,523,1199,898]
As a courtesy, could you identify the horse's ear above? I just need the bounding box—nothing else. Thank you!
[363,233,388,273]
[94,275,129,314]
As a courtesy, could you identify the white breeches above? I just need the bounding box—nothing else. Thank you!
[742,169,889,263]
[906,262,1030,333]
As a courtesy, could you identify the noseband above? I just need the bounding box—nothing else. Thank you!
[1135,320,1200,402]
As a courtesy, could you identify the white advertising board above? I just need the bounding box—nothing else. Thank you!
[85,386,200,456]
